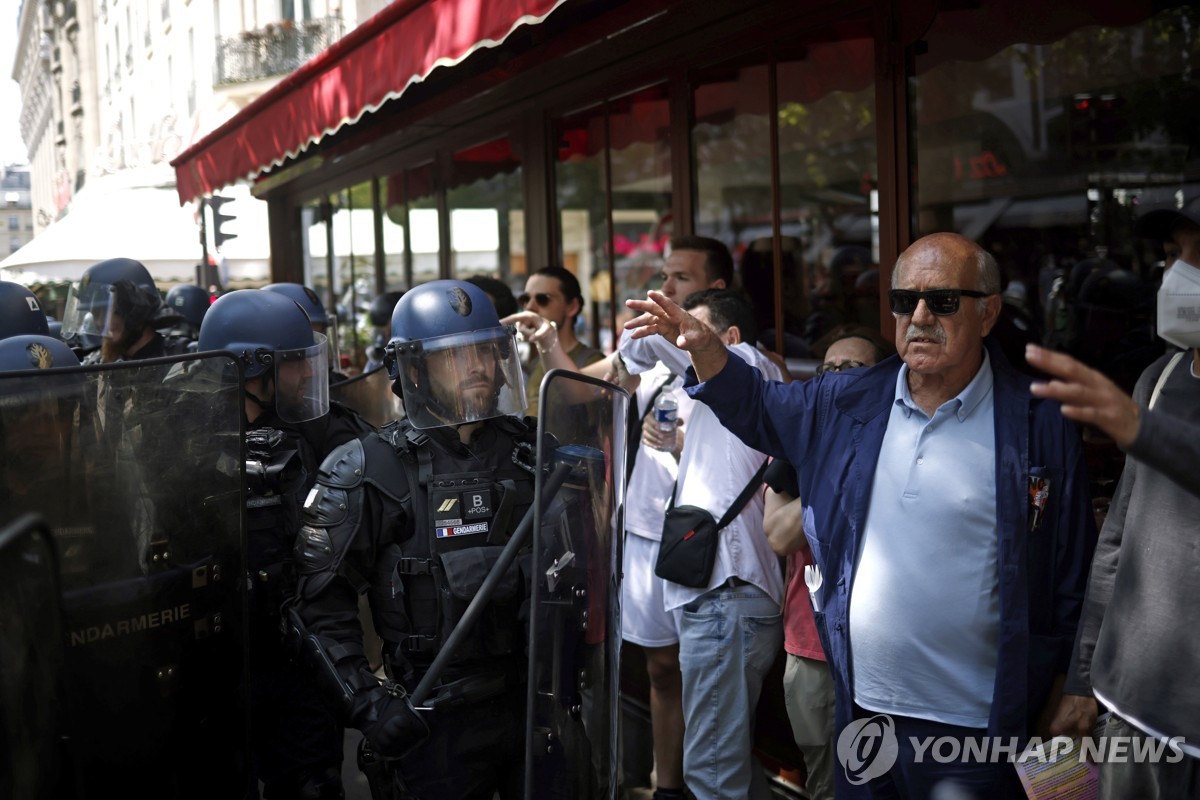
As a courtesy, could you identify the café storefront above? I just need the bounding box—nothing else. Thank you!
[173,0,1197,375]
[172,0,1199,790]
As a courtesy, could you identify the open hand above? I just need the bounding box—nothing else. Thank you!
[1026,344,1141,447]
[624,290,717,352]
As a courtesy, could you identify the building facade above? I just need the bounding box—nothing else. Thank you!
[2,165,35,257]
[8,0,388,281]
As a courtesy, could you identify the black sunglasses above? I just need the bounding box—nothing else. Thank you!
[816,359,866,376]
[888,288,990,316]
[518,292,560,307]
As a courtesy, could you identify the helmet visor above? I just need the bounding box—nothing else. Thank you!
[271,333,330,423]
[391,326,526,429]
[60,282,117,340]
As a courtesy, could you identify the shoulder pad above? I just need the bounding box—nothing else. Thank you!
[319,438,365,489]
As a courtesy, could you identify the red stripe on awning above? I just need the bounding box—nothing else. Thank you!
[171,0,569,204]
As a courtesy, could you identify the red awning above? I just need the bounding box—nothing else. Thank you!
[172,0,570,204]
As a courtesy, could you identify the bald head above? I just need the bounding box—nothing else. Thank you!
[892,232,1001,297]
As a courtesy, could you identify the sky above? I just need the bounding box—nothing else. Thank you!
[2,2,29,165]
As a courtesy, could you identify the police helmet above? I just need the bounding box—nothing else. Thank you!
[0,334,83,411]
[60,258,162,342]
[0,334,81,373]
[261,283,329,328]
[163,284,211,330]
[199,289,330,422]
[368,290,405,327]
[385,279,526,429]
[0,282,51,340]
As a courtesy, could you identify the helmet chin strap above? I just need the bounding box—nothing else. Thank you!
[245,375,276,419]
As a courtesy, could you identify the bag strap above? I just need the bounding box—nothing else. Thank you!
[626,371,676,483]
[1149,351,1186,410]
[667,458,769,531]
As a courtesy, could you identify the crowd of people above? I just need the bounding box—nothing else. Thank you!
[1,195,1197,800]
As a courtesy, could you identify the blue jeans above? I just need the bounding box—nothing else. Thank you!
[678,578,783,800]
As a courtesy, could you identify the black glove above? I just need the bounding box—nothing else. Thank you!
[763,458,799,498]
[360,682,430,760]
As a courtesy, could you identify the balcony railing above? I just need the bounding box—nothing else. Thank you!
[214,16,344,86]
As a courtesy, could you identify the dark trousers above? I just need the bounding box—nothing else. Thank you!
[850,708,1023,800]
[390,692,525,800]
[250,617,344,799]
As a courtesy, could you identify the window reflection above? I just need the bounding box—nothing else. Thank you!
[554,85,672,352]
[610,85,673,347]
[382,163,439,288]
[691,19,876,358]
[911,1,1198,389]
[448,137,524,292]
[555,104,610,350]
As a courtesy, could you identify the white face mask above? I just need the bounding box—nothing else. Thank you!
[1157,258,1200,349]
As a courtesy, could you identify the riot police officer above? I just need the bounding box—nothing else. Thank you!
[364,290,405,372]
[290,279,537,799]
[261,282,348,382]
[60,257,166,364]
[159,283,211,355]
[0,281,52,340]
[198,290,374,800]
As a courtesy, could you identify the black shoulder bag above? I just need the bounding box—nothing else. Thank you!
[655,460,769,588]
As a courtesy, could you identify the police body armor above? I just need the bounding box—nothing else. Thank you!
[376,417,537,684]
[295,413,540,716]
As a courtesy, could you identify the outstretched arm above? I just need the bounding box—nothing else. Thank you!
[624,290,729,382]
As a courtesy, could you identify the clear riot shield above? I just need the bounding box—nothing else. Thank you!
[330,366,404,429]
[0,353,248,799]
[0,514,69,800]
[526,369,629,800]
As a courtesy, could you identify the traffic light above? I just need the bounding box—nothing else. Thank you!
[210,194,238,249]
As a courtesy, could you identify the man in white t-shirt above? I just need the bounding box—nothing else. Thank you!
[621,288,785,800]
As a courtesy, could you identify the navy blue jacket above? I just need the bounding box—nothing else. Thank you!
[688,338,1096,743]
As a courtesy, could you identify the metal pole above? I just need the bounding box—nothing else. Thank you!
[410,461,572,707]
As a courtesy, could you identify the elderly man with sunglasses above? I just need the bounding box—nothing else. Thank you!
[625,232,1096,800]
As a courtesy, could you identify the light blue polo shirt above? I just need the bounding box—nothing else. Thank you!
[849,350,999,728]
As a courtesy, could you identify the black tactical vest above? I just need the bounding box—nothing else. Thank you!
[369,416,539,681]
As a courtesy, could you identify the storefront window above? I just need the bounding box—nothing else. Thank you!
[377,172,410,290]
[448,137,523,288]
[302,196,331,302]
[329,181,377,363]
[553,85,672,352]
[693,57,772,341]
[911,1,1198,392]
[556,103,612,352]
[692,18,876,358]
[776,24,876,352]
[609,85,673,328]
[380,163,440,288]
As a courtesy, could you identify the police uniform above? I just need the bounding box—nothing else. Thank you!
[249,401,372,799]
[195,288,367,800]
[293,413,539,799]
[289,279,542,800]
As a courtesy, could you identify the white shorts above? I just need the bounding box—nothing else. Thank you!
[621,532,682,647]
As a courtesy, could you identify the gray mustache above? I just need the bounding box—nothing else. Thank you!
[905,325,947,344]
